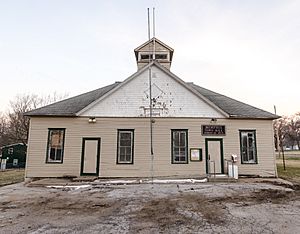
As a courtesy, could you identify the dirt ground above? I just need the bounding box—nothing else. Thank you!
[0,181,299,234]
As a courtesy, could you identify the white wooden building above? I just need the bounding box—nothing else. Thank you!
[25,38,278,179]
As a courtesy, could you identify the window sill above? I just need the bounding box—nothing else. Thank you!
[241,162,258,165]
[46,161,63,164]
[171,162,188,164]
[116,162,134,165]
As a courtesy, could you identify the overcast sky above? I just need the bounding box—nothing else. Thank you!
[0,0,299,116]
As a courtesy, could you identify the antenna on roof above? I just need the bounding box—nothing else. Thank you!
[153,7,156,60]
[147,7,154,184]
[147,8,151,43]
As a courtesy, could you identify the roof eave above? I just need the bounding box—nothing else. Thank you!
[134,37,174,52]
[25,114,77,117]
[228,115,280,120]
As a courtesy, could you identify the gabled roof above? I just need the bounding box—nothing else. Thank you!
[25,62,279,119]
[134,37,174,61]
[25,82,120,116]
[188,83,278,119]
[76,61,228,117]
[1,143,27,149]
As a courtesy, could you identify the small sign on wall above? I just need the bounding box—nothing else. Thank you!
[202,125,226,136]
[13,159,18,166]
[190,148,202,161]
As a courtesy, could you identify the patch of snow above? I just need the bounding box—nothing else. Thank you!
[148,179,207,184]
[95,180,139,184]
[95,178,207,185]
[46,185,91,190]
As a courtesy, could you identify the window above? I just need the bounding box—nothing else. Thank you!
[140,54,168,60]
[140,54,153,60]
[46,129,65,163]
[8,148,13,155]
[117,130,134,164]
[239,130,257,164]
[156,54,167,60]
[171,130,188,164]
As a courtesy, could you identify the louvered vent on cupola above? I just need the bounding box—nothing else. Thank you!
[134,37,174,70]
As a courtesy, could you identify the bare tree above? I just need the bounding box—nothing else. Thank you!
[274,112,300,151]
[273,116,290,170]
[6,93,68,145]
[0,113,10,147]
[288,112,300,150]
[274,117,289,149]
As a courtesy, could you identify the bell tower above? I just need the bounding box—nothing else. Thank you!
[134,37,174,70]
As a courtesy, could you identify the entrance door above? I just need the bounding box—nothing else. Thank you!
[205,139,224,174]
[80,138,100,176]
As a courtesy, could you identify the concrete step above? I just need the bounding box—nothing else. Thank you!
[72,176,98,182]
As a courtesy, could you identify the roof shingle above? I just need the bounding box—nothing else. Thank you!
[25,64,278,119]
[188,83,278,119]
[25,82,120,116]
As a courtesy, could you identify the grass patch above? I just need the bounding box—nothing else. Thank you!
[277,164,300,184]
[0,169,25,187]
[286,157,300,160]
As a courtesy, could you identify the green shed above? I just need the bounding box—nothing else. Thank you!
[0,143,27,168]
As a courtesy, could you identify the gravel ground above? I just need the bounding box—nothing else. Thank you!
[0,181,299,234]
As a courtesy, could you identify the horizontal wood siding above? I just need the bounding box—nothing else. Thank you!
[25,117,276,178]
[82,66,224,118]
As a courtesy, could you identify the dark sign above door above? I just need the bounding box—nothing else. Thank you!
[202,125,226,136]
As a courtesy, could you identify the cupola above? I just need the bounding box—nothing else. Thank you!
[134,37,174,70]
